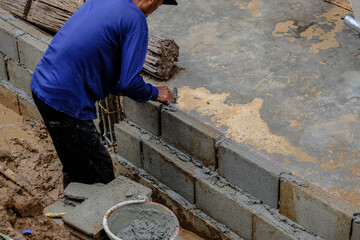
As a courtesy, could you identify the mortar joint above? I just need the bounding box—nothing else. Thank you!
[279,172,308,188]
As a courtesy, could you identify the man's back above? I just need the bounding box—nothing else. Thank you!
[31,0,154,120]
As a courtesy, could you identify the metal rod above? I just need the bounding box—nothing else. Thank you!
[100,101,109,147]
[105,97,115,148]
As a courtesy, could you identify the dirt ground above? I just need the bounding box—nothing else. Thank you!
[0,103,204,240]
[0,103,74,239]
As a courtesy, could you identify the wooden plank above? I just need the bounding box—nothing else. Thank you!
[27,0,83,32]
[325,0,352,11]
[0,0,31,18]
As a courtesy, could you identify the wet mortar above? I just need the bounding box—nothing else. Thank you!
[109,205,179,240]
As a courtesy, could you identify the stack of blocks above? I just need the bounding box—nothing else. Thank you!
[116,97,360,240]
[0,7,51,120]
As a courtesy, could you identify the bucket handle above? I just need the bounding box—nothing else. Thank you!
[103,196,148,240]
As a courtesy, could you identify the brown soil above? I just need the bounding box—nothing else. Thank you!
[0,103,203,240]
[0,103,74,240]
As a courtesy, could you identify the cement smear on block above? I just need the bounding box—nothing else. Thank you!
[280,172,309,188]
[110,205,178,240]
[354,213,360,223]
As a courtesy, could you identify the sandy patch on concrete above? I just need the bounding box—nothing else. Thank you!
[177,86,317,164]
[235,0,262,17]
[272,7,349,53]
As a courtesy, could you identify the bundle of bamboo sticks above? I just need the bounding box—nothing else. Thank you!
[0,0,179,80]
[144,34,179,80]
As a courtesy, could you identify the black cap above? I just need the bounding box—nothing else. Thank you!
[162,0,177,5]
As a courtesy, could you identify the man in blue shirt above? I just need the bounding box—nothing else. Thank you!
[31,0,177,185]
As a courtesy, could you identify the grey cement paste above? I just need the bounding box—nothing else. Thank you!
[108,204,179,240]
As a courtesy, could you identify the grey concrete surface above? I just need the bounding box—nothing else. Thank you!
[114,121,142,167]
[123,97,162,136]
[7,59,32,96]
[63,176,152,238]
[18,34,48,71]
[146,0,360,210]
[218,140,285,208]
[161,107,223,170]
[142,138,196,204]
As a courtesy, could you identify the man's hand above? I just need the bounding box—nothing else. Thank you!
[156,86,174,105]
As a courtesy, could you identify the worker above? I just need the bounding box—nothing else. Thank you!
[30,0,177,186]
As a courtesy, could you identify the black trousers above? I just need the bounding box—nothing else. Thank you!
[32,91,115,184]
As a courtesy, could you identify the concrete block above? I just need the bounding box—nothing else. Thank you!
[0,81,20,114]
[7,59,32,96]
[218,140,284,208]
[63,176,152,239]
[64,182,103,201]
[123,97,162,136]
[142,138,196,204]
[0,18,23,61]
[18,34,47,71]
[161,108,223,170]
[114,121,142,167]
[351,215,360,240]
[0,52,7,80]
[195,174,253,239]
[18,94,42,120]
[280,179,356,240]
[253,214,296,240]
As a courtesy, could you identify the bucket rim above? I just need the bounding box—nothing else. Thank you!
[103,197,180,240]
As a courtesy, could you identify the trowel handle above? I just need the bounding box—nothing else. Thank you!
[344,14,360,37]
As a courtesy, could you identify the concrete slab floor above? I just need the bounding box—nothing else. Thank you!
[145,0,360,209]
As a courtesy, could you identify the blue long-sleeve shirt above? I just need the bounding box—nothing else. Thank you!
[30,0,159,120]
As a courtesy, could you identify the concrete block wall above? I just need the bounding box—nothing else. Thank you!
[115,121,321,239]
[113,125,322,239]
[119,99,360,239]
[0,8,51,120]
